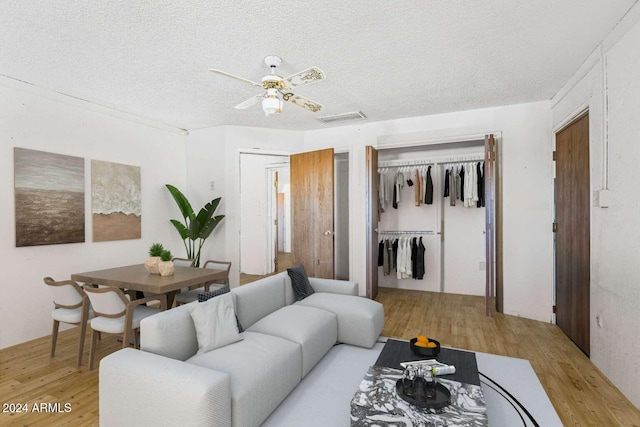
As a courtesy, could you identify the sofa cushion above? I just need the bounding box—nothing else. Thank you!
[308,277,359,295]
[296,293,384,349]
[287,264,315,301]
[190,293,243,355]
[187,331,301,427]
[247,305,337,378]
[231,274,286,329]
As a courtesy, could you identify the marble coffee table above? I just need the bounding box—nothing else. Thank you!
[350,339,489,426]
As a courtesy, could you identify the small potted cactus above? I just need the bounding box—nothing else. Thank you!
[145,243,164,274]
[158,249,175,277]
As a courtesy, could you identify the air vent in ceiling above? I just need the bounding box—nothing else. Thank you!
[317,111,367,124]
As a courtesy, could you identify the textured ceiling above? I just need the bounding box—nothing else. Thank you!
[0,1,636,131]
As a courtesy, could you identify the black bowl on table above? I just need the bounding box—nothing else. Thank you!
[409,337,441,358]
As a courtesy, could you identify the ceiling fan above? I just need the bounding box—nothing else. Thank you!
[209,56,326,116]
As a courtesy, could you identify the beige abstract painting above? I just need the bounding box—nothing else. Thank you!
[91,160,141,242]
[14,148,85,247]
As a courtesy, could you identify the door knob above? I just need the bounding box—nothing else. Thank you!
[323,230,334,236]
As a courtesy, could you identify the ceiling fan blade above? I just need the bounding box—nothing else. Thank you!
[208,69,263,88]
[234,94,263,109]
[284,67,326,88]
[282,92,324,113]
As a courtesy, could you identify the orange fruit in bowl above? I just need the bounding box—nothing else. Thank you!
[417,335,429,344]
[425,342,437,348]
[414,341,429,348]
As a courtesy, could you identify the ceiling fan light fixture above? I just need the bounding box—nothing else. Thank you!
[262,97,279,116]
[262,88,282,116]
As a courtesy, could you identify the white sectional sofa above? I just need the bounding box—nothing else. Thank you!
[99,272,384,427]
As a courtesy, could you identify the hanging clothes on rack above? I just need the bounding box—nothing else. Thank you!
[477,162,485,208]
[415,237,426,279]
[464,162,479,208]
[449,166,456,206]
[394,171,404,208]
[424,166,433,205]
[410,237,417,278]
[414,169,422,207]
[443,168,450,197]
[383,239,390,275]
[379,231,429,281]
[396,237,406,279]
[404,237,412,279]
[459,165,465,202]
[392,238,399,270]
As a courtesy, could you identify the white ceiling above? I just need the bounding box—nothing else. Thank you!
[1,1,636,131]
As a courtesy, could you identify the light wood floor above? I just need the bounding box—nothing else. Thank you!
[239,251,294,284]
[1,287,638,426]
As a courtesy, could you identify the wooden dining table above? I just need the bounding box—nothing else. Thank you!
[71,264,227,308]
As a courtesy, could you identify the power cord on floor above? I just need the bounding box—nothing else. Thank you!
[479,371,540,427]
[480,378,526,426]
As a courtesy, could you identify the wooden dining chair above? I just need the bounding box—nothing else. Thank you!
[82,286,167,370]
[172,257,195,268]
[174,260,232,306]
[43,277,92,367]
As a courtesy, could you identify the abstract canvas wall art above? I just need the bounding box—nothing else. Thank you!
[91,160,141,242]
[14,148,85,247]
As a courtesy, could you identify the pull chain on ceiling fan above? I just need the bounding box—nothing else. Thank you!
[209,56,326,116]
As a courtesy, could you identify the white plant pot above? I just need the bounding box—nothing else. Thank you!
[145,256,161,274]
[158,261,175,277]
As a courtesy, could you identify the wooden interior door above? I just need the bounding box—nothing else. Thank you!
[555,113,590,355]
[365,146,378,299]
[290,148,335,278]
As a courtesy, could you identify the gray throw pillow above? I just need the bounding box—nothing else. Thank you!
[287,264,315,301]
[197,286,244,333]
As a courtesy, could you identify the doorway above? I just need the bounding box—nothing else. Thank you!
[239,153,289,276]
[554,112,590,355]
[266,166,293,274]
[239,149,349,283]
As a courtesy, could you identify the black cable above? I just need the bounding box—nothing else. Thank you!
[480,378,526,426]
[479,371,540,427]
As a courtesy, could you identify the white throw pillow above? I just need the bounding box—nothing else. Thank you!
[189,293,243,354]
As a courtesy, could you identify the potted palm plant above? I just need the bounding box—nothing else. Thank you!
[166,184,225,267]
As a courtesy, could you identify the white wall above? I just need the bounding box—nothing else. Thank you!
[0,83,187,349]
[186,126,304,286]
[304,101,554,323]
[551,10,640,408]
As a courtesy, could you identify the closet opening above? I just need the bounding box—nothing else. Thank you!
[366,135,500,315]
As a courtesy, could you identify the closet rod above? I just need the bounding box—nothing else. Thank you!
[378,230,436,235]
[441,158,485,165]
[378,156,484,168]
[377,161,433,168]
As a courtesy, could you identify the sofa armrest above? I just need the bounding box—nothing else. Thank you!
[100,348,231,427]
[308,278,358,296]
